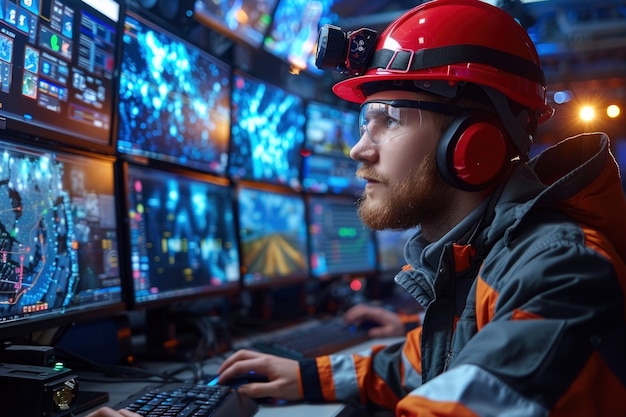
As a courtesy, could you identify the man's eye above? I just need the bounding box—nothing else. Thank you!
[385,116,401,129]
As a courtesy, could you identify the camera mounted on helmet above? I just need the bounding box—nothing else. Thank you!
[315,24,378,76]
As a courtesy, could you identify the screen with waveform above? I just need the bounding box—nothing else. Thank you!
[236,184,309,287]
[123,162,241,308]
[307,194,377,278]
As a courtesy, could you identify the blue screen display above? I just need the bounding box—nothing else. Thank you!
[237,185,309,286]
[229,71,306,189]
[117,11,231,175]
[125,164,240,305]
[302,101,364,195]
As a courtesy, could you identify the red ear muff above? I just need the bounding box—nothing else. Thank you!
[436,114,507,191]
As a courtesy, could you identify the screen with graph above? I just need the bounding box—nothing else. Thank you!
[307,194,377,278]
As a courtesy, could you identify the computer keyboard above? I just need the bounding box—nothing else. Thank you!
[251,318,370,360]
[114,380,258,417]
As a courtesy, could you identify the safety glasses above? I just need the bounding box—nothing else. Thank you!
[359,100,464,145]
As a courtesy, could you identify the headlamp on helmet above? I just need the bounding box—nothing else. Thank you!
[315,24,377,76]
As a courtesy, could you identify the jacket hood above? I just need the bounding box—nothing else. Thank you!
[490,132,626,262]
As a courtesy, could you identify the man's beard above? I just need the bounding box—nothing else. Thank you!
[356,151,455,231]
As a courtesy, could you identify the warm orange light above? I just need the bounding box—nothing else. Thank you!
[579,106,595,122]
[607,104,621,118]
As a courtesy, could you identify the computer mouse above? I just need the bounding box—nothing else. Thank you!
[208,371,269,389]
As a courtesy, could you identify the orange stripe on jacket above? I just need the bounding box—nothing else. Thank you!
[316,356,336,401]
[476,277,498,330]
[551,351,626,417]
[397,394,480,417]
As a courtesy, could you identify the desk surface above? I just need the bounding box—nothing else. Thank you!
[72,336,404,417]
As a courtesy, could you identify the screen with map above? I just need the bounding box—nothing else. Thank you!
[117,10,232,175]
[0,140,122,340]
[0,0,123,153]
[236,184,309,287]
[123,162,241,308]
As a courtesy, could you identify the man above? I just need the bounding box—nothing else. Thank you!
[217,0,626,415]
[89,0,626,416]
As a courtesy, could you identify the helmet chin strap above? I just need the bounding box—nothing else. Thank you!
[480,85,533,160]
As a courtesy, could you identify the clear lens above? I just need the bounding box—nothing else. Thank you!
[359,101,423,145]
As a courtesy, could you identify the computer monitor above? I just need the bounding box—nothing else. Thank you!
[263,0,336,75]
[122,162,241,308]
[307,194,377,279]
[302,101,363,195]
[376,228,418,274]
[228,70,306,189]
[0,139,123,341]
[194,0,279,48]
[236,183,309,288]
[0,0,123,154]
[117,10,232,176]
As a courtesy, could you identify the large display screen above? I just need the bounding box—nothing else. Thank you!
[229,70,306,189]
[0,0,122,153]
[307,194,377,278]
[124,163,241,307]
[194,0,279,48]
[302,100,363,195]
[117,11,231,175]
[237,184,309,287]
[0,140,122,340]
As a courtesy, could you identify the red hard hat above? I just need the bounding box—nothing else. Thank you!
[333,0,554,123]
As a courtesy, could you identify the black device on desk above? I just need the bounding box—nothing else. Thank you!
[112,379,259,417]
[251,317,371,360]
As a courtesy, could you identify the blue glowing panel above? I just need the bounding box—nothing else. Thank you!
[0,141,122,336]
[237,186,309,286]
[264,0,336,75]
[302,101,364,195]
[0,0,122,152]
[307,195,376,278]
[125,164,240,305]
[194,0,279,48]
[229,71,305,188]
[117,12,231,175]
